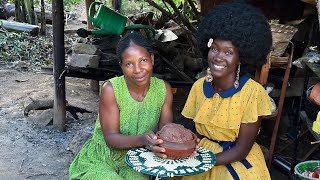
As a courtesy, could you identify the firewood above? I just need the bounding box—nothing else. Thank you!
[24,98,91,120]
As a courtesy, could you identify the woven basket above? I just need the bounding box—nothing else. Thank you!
[270,23,298,57]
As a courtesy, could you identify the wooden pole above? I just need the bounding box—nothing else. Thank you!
[317,0,320,38]
[52,0,66,131]
[40,0,46,35]
[112,0,122,12]
[30,0,36,25]
[14,0,23,22]
[85,0,94,29]
[24,0,31,23]
[21,0,27,22]
[86,0,99,92]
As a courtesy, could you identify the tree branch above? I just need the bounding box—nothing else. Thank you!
[163,0,196,33]
[144,0,176,21]
[186,0,200,23]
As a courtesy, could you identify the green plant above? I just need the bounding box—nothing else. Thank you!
[63,0,81,10]
[0,30,53,65]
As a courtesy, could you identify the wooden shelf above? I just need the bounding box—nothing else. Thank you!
[256,42,294,169]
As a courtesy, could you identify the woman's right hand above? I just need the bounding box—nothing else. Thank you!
[143,131,168,159]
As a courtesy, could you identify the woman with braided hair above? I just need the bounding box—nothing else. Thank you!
[69,31,173,179]
[172,2,273,180]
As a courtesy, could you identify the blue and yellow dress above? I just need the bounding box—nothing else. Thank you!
[173,76,272,180]
[69,76,166,180]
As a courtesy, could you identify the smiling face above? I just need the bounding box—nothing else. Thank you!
[207,38,240,81]
[120,43,154,87]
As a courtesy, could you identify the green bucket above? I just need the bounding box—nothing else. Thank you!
[294,160,320,180]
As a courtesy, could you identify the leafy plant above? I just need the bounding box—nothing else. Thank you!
[0,30,53,65]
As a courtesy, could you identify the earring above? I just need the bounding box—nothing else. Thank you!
[206,67,213,82]
[207,38,213,48]
[234,64,240,89]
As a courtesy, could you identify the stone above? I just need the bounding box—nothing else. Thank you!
[70,54,100,68]
[73,43,101,55]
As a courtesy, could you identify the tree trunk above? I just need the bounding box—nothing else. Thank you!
[21,0,27,22]
[30,0,36,24]
[112,0,122,13]
[40,0,46,34]
[14,0,23,22]
[0,19,39,36]
[23,0,31,23]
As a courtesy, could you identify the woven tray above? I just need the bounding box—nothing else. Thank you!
[270,23,298,57]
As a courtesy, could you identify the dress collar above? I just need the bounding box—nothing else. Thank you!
[203,75,250,98]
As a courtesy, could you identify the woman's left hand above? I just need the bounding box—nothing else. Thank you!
[143,131,167,159]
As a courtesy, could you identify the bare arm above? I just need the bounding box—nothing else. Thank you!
[99,81,173,151]
[99,82,145,149]
[214,118,262,166]
[147,81,174,158]
[158,81,174,128]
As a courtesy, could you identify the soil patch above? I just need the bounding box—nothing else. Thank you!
[0,63,99,179]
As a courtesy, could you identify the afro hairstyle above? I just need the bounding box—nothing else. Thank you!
[197,2,272,74]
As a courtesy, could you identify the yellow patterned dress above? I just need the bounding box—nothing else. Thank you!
[171,76,272,180]
[69,76,166,180]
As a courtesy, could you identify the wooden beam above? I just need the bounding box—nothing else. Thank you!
[52,0,66,131]
[85,0,94,29]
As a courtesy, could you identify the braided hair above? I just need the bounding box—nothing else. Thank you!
[197,2,272,74]
[116,31,153,63]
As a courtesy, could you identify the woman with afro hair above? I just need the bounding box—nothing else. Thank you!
[173,2,273,180]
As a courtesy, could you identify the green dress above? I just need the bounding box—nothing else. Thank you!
[69,76,166,180]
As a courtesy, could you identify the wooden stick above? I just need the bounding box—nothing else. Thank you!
[311,140,320,145]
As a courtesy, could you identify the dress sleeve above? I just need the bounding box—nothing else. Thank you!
[242,83,272,123]
[181,81,200,119]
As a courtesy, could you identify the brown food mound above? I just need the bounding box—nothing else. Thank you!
[158,123,194,143]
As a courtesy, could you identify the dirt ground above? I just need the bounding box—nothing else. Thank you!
[0,1,104,178]
[0,61,100,179]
